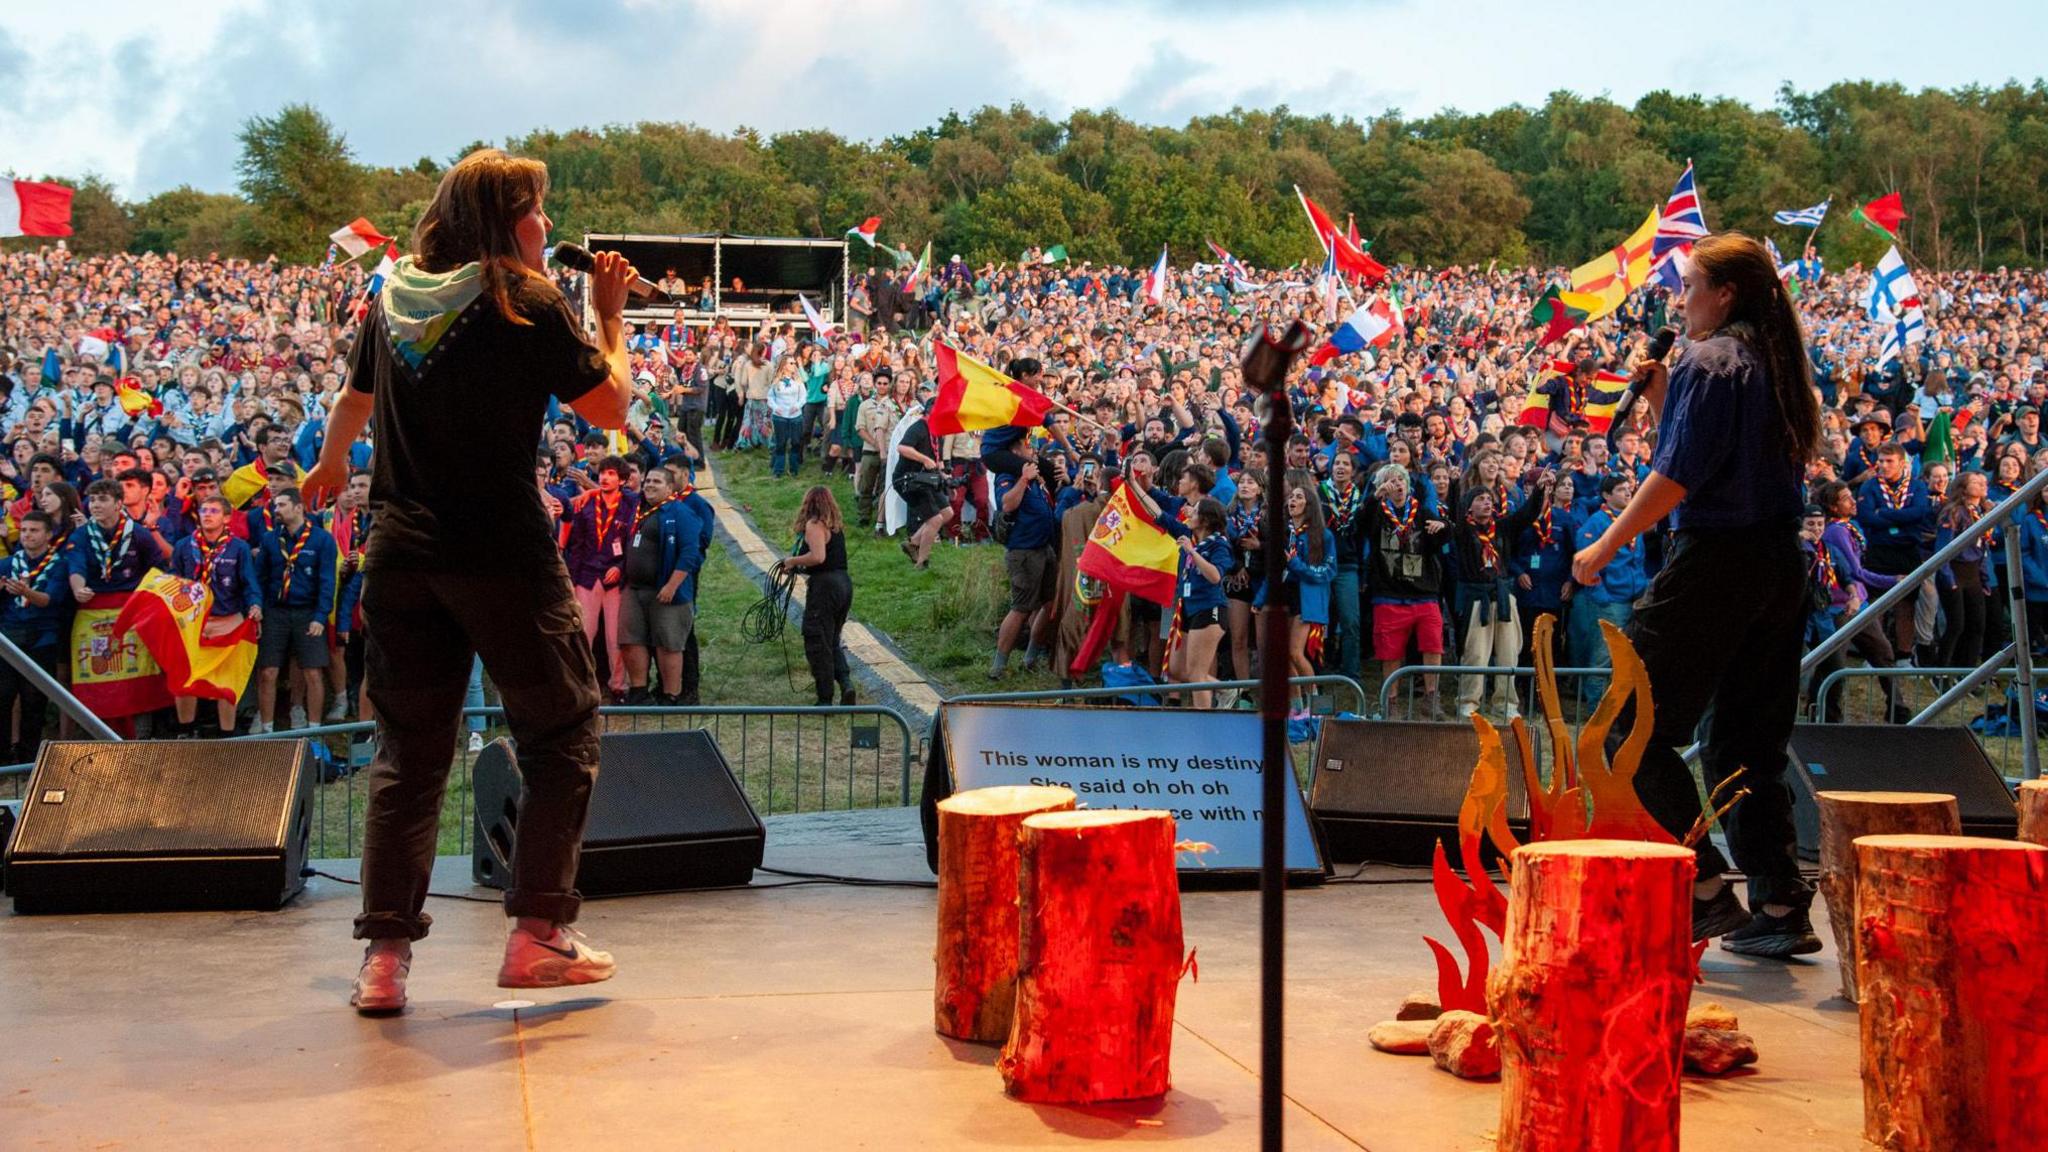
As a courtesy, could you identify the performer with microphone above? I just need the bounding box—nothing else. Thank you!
[1572,232,1824,960]
[305,149,637,1014]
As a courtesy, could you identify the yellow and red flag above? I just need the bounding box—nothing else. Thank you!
[1078,482,1178,606]
[929,343,1056,437]
[70,591,171,719]
[113,568,260,703]
[1517,360,1631,434]
[1568,208,1658,322]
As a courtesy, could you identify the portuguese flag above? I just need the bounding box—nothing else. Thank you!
[1078,482,1178,606]
[1530,285,1603,346]
[1852,192,1908,241]
[929,343,1056,437]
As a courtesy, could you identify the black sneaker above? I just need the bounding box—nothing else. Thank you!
[623,687,654,706]
[1692,885,1752,943]
[1720,907,1824,958]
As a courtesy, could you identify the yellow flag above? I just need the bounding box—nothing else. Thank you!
[1569,209,1659,322]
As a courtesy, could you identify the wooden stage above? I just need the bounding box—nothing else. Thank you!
[0,809,1867,1150]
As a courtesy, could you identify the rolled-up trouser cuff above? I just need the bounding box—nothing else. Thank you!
[504,888,582,926]
[354,910,434,942]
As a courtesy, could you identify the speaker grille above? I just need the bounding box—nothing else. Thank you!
[13,741,305,858]
[1311,719,1531,821]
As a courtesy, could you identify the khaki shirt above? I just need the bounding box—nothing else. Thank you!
[857,395,902,452]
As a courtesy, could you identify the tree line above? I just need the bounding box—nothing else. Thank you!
[15,80,2048,273]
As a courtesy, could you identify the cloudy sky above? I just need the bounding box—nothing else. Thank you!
[4,0,2042,199]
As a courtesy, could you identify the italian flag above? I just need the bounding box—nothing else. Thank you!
[846,216,881,247]
[904,240,932,294]
[1,179,74,237]
[928,343,1054,437]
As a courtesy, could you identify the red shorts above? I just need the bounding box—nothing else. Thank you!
[1372,601,1444,662]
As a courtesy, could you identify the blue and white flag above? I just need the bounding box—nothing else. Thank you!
[1773,198,1831,228]
[1863,246,1920,323]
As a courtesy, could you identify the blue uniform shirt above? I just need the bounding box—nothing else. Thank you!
[64,517,167,595]
[1575,508,1648,603]
[0,546,71,649]
[258,521,338,613]
[172,532,259,618]
[1650,334,1805,531]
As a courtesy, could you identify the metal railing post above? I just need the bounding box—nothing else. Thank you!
[2005,529,2042,780]
[0,632,121,741]
[1909,643,2019,726]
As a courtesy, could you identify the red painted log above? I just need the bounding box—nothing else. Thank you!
[2019,780,2048,847]
[933,785,1078,1042]
[1490,839,1695,1152]
[1855,834,2048,1152]
[1814,791,1959,1004]
[998,809,1184,1103]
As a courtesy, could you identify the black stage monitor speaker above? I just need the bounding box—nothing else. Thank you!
[1787,724,2016,860]
[5,740,314,914]
[474,730,764,896]
[1310,719,1531,865]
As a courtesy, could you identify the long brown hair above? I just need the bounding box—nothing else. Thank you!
[794,485,843,536]
[1284,467,1326,566]
[411,148,554,326]
[1688,231,1822,466]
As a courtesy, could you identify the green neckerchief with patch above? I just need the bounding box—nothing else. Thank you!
[381,256,485,374]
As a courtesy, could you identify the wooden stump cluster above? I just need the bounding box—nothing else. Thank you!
[1813,791,1960,1004]
[933,785,1077,1043]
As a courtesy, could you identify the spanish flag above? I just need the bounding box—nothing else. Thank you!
[929,343,1056,437]
[1078,482,1178,606]
[1568,208,1658,322]
[222,459,306,510]
[113,569,260,703]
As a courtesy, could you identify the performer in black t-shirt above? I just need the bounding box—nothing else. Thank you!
[304,149,638,1015]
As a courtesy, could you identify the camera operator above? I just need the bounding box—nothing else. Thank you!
[891,387,954,569]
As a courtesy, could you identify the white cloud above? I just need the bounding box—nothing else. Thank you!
[1,0,2043,198]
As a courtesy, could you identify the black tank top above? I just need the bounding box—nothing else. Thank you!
[802,526,847,574]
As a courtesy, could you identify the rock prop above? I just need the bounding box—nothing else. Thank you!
[1397,992,1442,1021]
[1428,1010,1500,1080]
[1683,1026,1758,1077]
[1367,1019,1434,1055]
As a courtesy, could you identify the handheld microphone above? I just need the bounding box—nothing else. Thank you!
[551,242,670,302]
[1606,325,1678,448]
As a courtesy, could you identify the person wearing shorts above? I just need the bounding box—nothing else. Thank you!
[989,436,1058,679]
[618,465,705,704]
[1360,463,1450,719]
[254,487,338,733]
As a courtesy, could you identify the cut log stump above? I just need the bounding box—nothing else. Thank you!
[1490,839,1695,1152]
[1814,791,1959,1004]
[2020,779,2048,847]
[998,809,1184,1104]
[933,785,1078,1042]
[1855,834,2048,1152]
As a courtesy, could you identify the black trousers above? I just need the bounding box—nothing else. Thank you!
[355,565,602,940]
[801,571,853,704]
[1623,525,1813,910]
[711,388,740,449]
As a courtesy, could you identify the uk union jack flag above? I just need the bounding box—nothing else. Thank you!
[1652,162,1708,258]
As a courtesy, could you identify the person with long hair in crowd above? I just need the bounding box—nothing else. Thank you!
[1573,231,1826,958]
[1223,470,1265,688]
[1168,496,1235,708]
[1267,469,1334,718]
[777,485,856,705]
[1934,469,1994,671]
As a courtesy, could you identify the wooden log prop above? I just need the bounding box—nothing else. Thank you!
[1813,791,1959,1005]
[999,809,1185,1104]
[1491,840,1696,1152]
[2020,779,2048,846]
[1855,834,2048,1152]
[933,784,1078,1042]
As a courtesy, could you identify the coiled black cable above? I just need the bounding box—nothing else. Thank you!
[740,567,798,644]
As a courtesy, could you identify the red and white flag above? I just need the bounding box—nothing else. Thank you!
[799,293,837,340]
[846,216,881,247]
[328,217,394,261]
[1295,186,1386,285]
[0,180,74,238]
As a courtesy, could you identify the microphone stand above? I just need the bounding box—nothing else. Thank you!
[1239,320,1311,1152]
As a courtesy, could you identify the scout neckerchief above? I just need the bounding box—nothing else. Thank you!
[1380,496,1418,535]
[1831,516,1867,552]
[634,495,670,535]
[1322,479,1361,536]
[1878,476,1912,510]
[12,547,57,606]
[1811,540,1839,594]
[88,517,132,583]
[278,522,311,599]
[1532,504,1556,550]
[195,530,231,587]
[1471,517,1498,571]
[594,491,622,546]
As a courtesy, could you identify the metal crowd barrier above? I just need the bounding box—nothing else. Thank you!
[946,673,1371,717]
[1377,664,1612,720]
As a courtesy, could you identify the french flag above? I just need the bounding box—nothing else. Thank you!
[1309,297,1397,366]
[1653,162,1708,258]
[1141,246,1169,306]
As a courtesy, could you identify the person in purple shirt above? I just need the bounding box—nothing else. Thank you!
[1573,232,1823,960]
[558,454,639,699]
[1814,481,1905,724]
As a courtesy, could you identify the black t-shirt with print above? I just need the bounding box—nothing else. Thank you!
[347,275,609,574]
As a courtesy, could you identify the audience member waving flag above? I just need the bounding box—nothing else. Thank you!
[1569,209,1658,322]
[114,569,259,706]
[1863,246,1922,322]
[1,179,74,237]
[845,216,881,247]
[1141,245,1170,306]
[1079,482,1178,605]
[1294,186,1388,284]
[929,342,1056,436]
[798,293,837,342]
[1309,297,1398,366]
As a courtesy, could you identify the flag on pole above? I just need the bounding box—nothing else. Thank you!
[0,179,74,237]
[1529,285,1603,346]
[798,294,837,342]
[1519,361,1630,434]
[1568,208,1659,322]
[846,216,881,247]
[1316,244,1341,323]
[1863,246,1922,323]
[1308,297,1398,366]
[1141,245,1170,306]
[1852,192,1908,241]
[1766,238,1802,297]
[1294,186,1388,284]
[328,218,394,262]
[1650,244,1690,292]
[904,241,932,294]
[1878,309,1927,367]
[1773,198,1831,228]
[1652,162,1708,258]
[1038,245,1069,265]
[1204,238,1249,283]
[1078,482,1179,606]
[319,243,339,273]
[928,343,1057,437]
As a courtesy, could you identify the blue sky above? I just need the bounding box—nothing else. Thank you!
[3,0,2043,198]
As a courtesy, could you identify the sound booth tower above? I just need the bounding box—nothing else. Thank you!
[4,741,315,914]
[473,730,764,896]
[1309,719,1530,865]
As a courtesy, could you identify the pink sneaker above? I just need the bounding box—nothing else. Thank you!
[351,942,411,1015]
[497,924,616,989]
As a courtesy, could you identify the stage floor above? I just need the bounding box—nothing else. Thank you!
[0,809,1866,1150]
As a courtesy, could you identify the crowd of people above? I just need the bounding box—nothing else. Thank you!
[0,237,2043,741]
